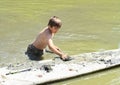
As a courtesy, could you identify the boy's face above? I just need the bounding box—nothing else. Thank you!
[50,26,60,33]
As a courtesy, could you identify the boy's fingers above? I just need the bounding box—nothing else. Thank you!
[61,56,73,61]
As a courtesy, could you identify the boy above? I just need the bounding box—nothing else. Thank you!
[25,16,69,61]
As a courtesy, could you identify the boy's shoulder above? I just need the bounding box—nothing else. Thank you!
[40,28,53,37]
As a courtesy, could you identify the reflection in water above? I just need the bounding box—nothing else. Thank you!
[109,77,120,85]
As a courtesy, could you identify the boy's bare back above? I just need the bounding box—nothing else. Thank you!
[32,27,52,50]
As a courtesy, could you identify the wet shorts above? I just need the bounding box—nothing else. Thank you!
[25,44,43,60]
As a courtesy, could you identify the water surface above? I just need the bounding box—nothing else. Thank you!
[0,0,120,85]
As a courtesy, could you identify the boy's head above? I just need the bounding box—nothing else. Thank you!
[48,16,62,28]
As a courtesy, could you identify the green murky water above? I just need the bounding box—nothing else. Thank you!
[0,0,120,85]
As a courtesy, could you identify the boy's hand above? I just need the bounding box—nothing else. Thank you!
[61,54,68,60]
[60,54,73,61]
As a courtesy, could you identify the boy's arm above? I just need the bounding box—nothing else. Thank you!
[48,39,67,59]
[54,46,62,52]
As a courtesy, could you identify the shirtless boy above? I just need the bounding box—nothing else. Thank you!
[25,16,68,61]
